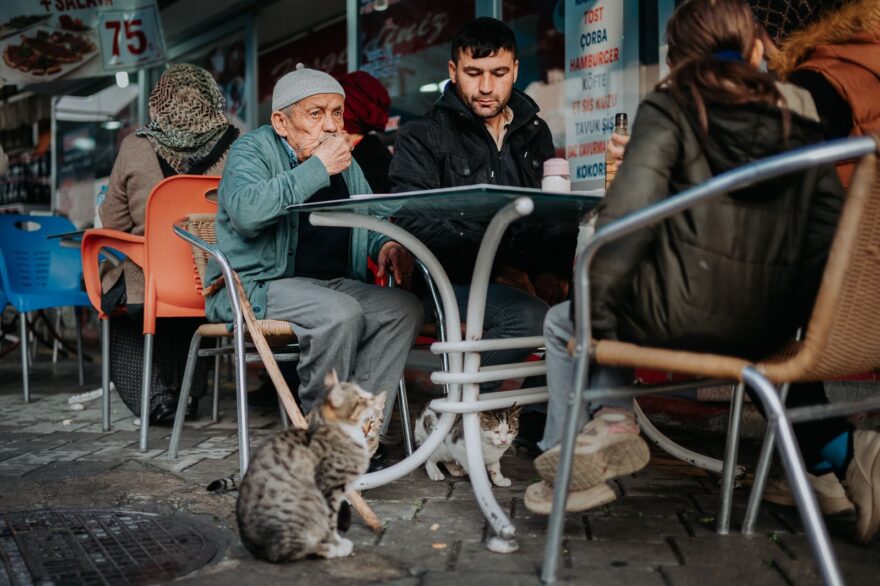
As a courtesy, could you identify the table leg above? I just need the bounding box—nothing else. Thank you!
[309,212,464,489]
[460,197,534,552]
[312,198,535,552]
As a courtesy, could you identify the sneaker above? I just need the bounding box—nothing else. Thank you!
[762,473,855,515]
[534,407,650,491]
[524,480,617,515]
[845,430,880,543]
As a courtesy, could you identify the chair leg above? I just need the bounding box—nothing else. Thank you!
[20,313,30,402]
[717,383,746,535]
[278,395,290,430]
[233,323,251,474]
[212,339,221,423]
[52,309,61,364]
[75,308,84,387]
[742,382,791,535]
[139,333,155,452]
[541,350,591,584]
[741,367,842,586]
[398,375,414,457]
[169,332,203,459]
[101,319,111,432]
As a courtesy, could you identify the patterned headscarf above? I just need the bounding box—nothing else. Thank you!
[136,63,234,174]
[747,0,848,44]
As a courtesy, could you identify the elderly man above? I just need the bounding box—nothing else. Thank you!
[206,64,423,429]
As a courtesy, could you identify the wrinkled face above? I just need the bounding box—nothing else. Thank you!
[479,406,521,448]
[271,93,345,160]
[448,48,518,120]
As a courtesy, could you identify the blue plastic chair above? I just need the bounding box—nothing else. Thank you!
[0,215,91,401]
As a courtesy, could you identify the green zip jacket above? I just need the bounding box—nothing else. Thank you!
[205,124,387,323]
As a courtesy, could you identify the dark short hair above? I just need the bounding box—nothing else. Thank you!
[451,17,517,63]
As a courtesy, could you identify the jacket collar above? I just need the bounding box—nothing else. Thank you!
[435,83,540,136]
[772,0,880,78]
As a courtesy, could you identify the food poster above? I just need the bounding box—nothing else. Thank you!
[564,0,638,190]
[0,1,166,87]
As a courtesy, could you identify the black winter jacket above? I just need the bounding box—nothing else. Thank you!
[592,90,844,359]
[390,84,574,284]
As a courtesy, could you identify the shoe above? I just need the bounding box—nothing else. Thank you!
[186,397,200,421]
[149,402,177,426]
[762,473,855,515]
[524,480,617,515]
[248,381,281,408]
[368,444,387,473]
[846,430,880,543]
[534,407,650,491]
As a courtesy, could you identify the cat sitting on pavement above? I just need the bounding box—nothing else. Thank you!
[236,371,385,562]
[414,404,521,487]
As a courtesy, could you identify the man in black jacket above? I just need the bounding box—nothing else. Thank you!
[390,17,574,374]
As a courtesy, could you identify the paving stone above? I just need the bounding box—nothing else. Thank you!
[659,561,788,585]
[421,570,542,586]
[21,459,120,481]
[416,498,488,538]
[587,513,692,540]
[557,567,667,585]
[0,452,64,476]
[566,539,680,569]
[585,494,697,519]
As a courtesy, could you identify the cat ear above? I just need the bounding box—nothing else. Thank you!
[510,403,523,417]
[324,369,340,391]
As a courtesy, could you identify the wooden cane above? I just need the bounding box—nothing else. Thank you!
[232,276,382,532]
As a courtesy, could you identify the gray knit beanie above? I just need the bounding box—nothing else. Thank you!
[272,63,345,112]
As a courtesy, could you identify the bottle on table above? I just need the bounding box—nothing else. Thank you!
[541,158,571,192]
[604,112,629,190]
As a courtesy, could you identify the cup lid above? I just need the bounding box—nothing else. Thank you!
[543,158,569,176]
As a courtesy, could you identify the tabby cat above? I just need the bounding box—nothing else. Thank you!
[414,405,521,487]
[236,371,386,562]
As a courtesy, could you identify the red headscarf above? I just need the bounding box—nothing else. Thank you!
[337,71,391,135]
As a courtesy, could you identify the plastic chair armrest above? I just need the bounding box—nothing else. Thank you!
[81,229,145,314]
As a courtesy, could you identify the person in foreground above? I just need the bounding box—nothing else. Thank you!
[206,64,422,448]
[524,1,880,545]
[389,17,574,380]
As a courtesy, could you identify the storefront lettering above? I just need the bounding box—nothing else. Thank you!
[574,115,615,136]
[571,93,617,113]
[362,11,448,56]
[575,161,606,179]
[48,0,114,11]
[579,28,608,49]
[566,139,607,158]
[582,6,604,24]
[569,47,619,72]
[580,71,609,91]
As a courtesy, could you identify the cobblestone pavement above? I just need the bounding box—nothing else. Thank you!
[1,354,878,585]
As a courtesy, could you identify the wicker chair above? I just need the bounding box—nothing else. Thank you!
[168,213,304,473]
[542,135,880,586]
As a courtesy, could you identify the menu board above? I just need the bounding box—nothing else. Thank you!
[564,0,624,190]
[0,0,165,87]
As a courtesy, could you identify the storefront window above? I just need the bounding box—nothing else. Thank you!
[505,0,566,155]
[258,18,348,122]
[358,0,475,126]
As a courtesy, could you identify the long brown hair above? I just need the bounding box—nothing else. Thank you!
[661,0,789,137]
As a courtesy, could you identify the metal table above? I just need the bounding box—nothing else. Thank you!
[288,184,600,552]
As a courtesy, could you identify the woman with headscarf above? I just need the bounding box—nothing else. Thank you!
[338,71,393,193]
[99,63,239,424]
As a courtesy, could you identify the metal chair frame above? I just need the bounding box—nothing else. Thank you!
[542,136,880,586]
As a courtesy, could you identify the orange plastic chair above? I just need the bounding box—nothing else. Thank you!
[81,175,219,451]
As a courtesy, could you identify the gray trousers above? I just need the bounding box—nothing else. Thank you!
[539,301,633,451]
[266,277,423,419]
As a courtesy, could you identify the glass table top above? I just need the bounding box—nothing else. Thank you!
[286,184,603,222]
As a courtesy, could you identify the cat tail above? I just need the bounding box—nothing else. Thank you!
[207,471,241,493]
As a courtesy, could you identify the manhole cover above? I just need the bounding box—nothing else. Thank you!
[0,509,226,585]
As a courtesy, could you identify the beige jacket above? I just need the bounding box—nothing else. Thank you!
[99,133,226,304]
